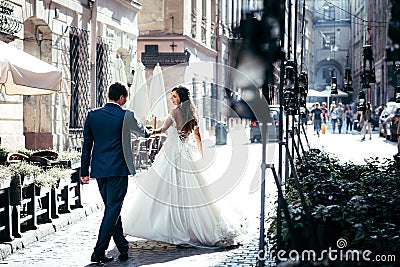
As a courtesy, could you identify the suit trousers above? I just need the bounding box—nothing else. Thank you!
[94,176,129,256]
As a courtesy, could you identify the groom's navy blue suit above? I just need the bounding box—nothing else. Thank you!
[81,102,149,257]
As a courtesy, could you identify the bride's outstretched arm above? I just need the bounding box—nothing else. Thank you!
[193,127,202,155]
[153,116,172,134]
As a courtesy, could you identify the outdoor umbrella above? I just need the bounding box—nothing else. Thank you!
[0,41,61,95]
[129,61,150,123]
[323,87,348,98]
[307,89,329,97]
[149,63,168,128]
[114,55,127,84]
[319,87,349,108]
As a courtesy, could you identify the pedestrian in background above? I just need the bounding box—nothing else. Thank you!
[311,102,323,137]
[330,104,338,133]
[321,102,329,124]
[360,102,372,141]
[394,122,400,159]
[345,105,354,133]
[80,82,151,263]
[336,103,345,134]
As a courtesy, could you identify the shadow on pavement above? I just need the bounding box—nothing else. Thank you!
[83,239,237,266]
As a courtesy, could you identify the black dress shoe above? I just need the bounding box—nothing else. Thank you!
[118,252,129,261]
[91,253,114,263]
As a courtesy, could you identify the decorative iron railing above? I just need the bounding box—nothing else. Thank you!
[201,17,207,44]
[191,12,196,38]
[210,22,216,50]
[0,0,22,35]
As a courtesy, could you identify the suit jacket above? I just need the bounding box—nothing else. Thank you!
[80,103,150,178]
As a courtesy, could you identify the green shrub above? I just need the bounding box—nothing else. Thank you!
[268,151,400,266]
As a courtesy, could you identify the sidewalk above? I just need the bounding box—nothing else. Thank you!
[305,121,395,164]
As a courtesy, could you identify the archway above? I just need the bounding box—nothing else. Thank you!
[314,58,344,91]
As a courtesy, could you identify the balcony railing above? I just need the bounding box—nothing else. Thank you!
[191,12,196,38]
[0,0,22,35]
[201,17,207,45]
[210,22,216,50]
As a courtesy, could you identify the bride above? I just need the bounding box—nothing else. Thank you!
[122,86,246,247]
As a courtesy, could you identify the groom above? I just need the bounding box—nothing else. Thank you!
[80,82,150,263]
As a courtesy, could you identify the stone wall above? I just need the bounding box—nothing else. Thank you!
[1,0,141,151]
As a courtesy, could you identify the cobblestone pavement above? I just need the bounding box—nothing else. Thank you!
[1,127,395,267]
[1,208,273,267]
[1,132,279,267]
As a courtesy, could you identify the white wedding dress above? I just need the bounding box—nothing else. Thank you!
[122,114,246,247]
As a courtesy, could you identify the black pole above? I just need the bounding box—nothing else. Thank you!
[293,0,300,164]
[300,0,306,72]
[258,122,267,267]
[277,0,286,257]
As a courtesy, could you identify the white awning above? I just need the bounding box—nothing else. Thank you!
[0,41,62,95]
[307,89,329,97]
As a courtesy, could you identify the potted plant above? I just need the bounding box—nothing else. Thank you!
[47,167,74,189]
[0,166,12,189]
[57,150,81,169]
[0,146,9,166]
[8,161,41,186]
[34,167,73,188]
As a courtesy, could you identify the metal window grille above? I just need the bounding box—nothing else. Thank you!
[96,36,111,107]
[201,17,207,44]
[192,78,197,105]
[191,12,197,38]
[69,27,89,130]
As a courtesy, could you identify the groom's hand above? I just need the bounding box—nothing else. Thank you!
[81,176,90,184]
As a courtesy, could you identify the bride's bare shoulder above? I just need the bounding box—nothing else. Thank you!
[170,108,180,117]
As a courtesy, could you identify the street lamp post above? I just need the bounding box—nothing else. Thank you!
[357,86,367,112]
[343,54,353,92]
[361,45,376,85]
[331,69,338,95]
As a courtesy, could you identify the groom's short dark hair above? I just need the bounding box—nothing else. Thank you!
[108,82,128,101]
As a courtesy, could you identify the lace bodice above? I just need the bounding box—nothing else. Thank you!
[165,114,190,141]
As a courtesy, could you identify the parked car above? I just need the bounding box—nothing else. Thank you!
[249,107,281,143]
[384,104,400,142]
[379,102,397,137]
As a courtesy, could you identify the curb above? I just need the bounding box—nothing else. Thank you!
[0,203,104,261]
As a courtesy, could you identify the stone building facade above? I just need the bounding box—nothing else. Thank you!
[0,0,142,151]
[136,0,242,133]
[364,0,392,106]
[348,0,392,107]
[309,0,352,104]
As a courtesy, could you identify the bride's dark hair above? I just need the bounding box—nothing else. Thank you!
[172,86,198,135]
